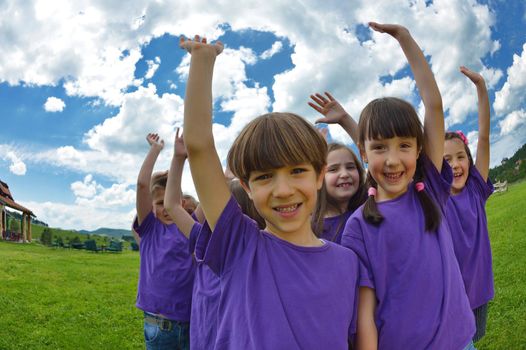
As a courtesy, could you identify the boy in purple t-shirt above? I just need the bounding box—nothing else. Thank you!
[179,34,363,349]
[134,132,195,350]
[444,66,494,343]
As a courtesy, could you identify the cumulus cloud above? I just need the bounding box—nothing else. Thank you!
[260,41,283,59]
[493,43,526,116]
[6,151,27,175]
[499,109,526,136]
[144,56,161,79]
[44,96,66,112]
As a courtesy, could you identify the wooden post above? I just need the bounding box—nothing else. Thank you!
[21,213,27,242]
[27,214,32,242]
[0,204,4,239]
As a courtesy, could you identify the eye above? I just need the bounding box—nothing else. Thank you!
[346,163,356,170]
[371,144,385,151]
[292,167,307,174]
[327,166,338,173]
[400,143,412,149]
[254,173,271,181]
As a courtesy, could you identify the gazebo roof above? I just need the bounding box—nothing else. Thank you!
[0,180,34,216]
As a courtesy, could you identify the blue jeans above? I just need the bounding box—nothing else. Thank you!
[143,312,190,350]
[463,340,477,350]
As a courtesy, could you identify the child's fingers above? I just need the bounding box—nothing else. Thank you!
[315,117,329,124]
[315,93,329,104]
[325,92,335,101]
[308,101,323,114]
[310,94,326,106]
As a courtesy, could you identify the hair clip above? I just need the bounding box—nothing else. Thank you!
[367,187,377,197]
[455,130,468,145]
[415,182,425,192]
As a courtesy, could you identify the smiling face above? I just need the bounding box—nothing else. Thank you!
[444,138,470,194]
[243,163,324,240]
[325,148,361,210]
[151,188,173,225]
[362,136,419,202]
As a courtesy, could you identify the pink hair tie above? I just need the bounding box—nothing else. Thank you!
[415,182,425,192]
[368,187,377,197]
[455,130,468,145]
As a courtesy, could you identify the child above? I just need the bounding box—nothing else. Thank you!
[134,132,195,350]
[163,128,268,349]
[341,23,476,349]
[309,92,367,243]
[180,34,363,349]
[444,66,493,343]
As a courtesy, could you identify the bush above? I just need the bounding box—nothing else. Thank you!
[40,228,53,246]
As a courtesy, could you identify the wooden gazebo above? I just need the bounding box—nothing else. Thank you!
[0,180,34,242]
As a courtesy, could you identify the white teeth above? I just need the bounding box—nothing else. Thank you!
[384,172,402,179]
[275,204,298,213]
[337,183,352,188]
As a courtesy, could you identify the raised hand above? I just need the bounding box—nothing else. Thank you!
[179,35,224,56]
[460,66,485,86]
[369,22,409,40]
[146,133,164,150]
[309,92,349,125]
[174,127,187,159]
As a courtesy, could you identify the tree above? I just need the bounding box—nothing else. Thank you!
[9,218,20,233]
[41,228,53,246]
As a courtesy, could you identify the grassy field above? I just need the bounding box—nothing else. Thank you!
[0,181,525,349]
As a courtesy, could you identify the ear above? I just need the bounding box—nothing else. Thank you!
[239,180,253,200]
[316,166,326,190]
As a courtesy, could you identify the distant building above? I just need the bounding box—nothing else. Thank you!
[0,180,34,242]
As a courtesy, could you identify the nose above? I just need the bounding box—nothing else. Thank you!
[385,150,400,167]
[272,174,295,198]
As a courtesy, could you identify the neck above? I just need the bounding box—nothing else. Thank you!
[265,226,323,247]
[325,201,347,218]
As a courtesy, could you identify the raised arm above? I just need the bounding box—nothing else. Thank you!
[460,66,490,180]
[180,35,230,230]
[136,133,164,225]
[309,92,359,145]
[370,22,444,170]
[164,127,196,237]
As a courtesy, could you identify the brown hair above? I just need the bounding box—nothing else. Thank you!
[445,132,473,166]
[312,143,367,238]
[358,97,441,232]
[229,180,265,229]
[227,112,328,183]
[150,171,168,195]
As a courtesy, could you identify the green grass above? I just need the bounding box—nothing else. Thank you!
[0,181,525,349]
[0,245,142,349]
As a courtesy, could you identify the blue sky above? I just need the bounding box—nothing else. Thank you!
[1,0,525,230]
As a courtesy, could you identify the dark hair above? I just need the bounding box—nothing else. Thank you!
[358,97,441,232]
[229,180,265,229]
[227,112,327,184]
[445,132,474,166]
[312,143,367,239]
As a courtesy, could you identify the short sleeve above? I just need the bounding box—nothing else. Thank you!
[202,195,259,276]
[422,155,452,208]
[133,211,155,238]
[341,214,375,289]
[467,165,494,201]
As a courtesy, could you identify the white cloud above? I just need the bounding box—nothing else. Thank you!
[6,151,27,175]
[44,96,66,112]
[261,41,283,59]
[144,56,161,79]
[493,43,526,116]
[499,109,526,136]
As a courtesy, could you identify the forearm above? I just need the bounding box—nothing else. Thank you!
[184,51,217,153]
[339,113,360,145]
[356,287,378,350]
[475,81,490,179]
[136,147,161,222]
[165,155,186,212]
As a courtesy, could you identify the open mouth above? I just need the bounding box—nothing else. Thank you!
[273,203,301,216]
[453,171,464,179]
[383,171,403,182]
[336,182,353,188]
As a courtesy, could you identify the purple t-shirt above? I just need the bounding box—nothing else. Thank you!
[445,165,494,309]
[189,222,221,349]
[342,157,475,350]
[321,211,353,244]
[133,211,195,321]
[197,195,362,349]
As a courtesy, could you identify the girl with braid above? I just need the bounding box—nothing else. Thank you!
[341,22,475,349]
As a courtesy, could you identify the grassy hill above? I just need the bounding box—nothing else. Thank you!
[1,181,525,349]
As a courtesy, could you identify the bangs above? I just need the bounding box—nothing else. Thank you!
[228,113,327,182]
[359,97,423,146]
